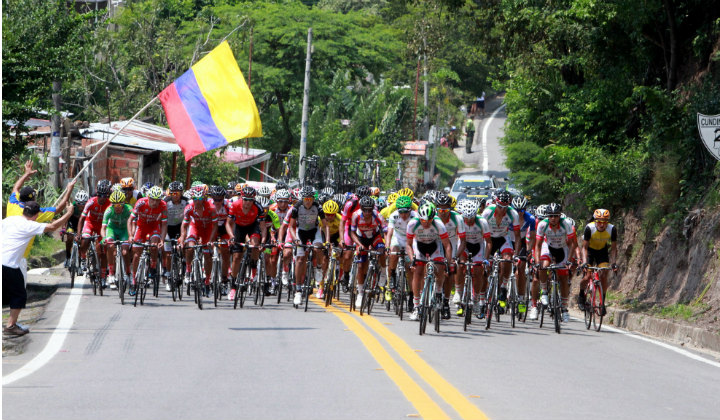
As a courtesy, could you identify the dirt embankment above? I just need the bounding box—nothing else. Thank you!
[611,205,720,334]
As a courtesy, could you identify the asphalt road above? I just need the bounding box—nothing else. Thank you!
[4,107,720,419]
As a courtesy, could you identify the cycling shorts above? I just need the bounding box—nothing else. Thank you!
[67,215,79,233]
[343,225,354,247]
[489,236,514,256]
[413,240,444,263]
[231,223,261,252]
[104,226,129,242]
[133,224,162,246]
[164,224,182,252]
[389,232,407,249]
[356,234,385,263]
[463,241,486,263]
[292,228,323,257]
[185,224,213,251]
[540,242,570,276]
[82,219,102,237]
[588,247,610,267]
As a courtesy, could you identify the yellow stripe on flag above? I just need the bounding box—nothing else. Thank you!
[191,41,262,140]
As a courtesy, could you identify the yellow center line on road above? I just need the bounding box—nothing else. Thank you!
[329,299,489,420]
[311,297,450,420]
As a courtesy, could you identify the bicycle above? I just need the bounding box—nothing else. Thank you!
[133,241,158,307]
[583,266,612,332]
[275,242,297,304]
[485,254,512,330]
[233,242,262,309]
[84,234,103,296]
[278,153,294,185]
[347,247,361,312]
[66,234,81,289]
[294,242,319,311]
[252,251,268,307]
[541,263,568,334]
[209,240,226,308]
[418,255,444,335]
[323,153,339,190]
[360,249,385,316]
[394,161,404,190]
[108,240,130,305]
[388,249,410,321]
[323,245,343,307]
[184,243,207,310]
[166,238,184,302]
[458,258,485,331]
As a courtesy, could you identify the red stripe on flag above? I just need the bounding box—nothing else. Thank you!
[158,83,207,161]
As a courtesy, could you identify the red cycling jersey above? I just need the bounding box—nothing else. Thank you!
[130,197,168,228]
[342,196,360,226]
[81,196,111,226]
[183,199,218,231]
[228,199,264,227]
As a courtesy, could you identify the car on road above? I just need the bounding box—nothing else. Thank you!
[449,174,495,201]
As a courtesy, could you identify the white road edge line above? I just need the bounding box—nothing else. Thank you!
[481,103,506,175]
[3,276,86,385]
[571,316,720,369]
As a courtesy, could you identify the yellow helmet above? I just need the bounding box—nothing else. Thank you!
[398,188,414,199]
[109,191,126,204]
[322,200,339,215]
[450,196,457,209]
[387,193,398,204]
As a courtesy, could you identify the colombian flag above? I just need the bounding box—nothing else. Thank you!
[159,41,262,161]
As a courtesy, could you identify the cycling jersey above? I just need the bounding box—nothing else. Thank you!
[406,217,448,261]
[350,209,385,239]
[388,210,419,248]
[228,200,265,227]
[536,217,576,249]
[211,198,229,229]
[583,222,616,250]
[183,199,218,245]
[270,203,291,226]
[102,204,132,241]
[380,201,419,221]
[481,204,521,238]
[165,197,189,226]
[320,213,341,235]
[519,211,536,239]
[131,197,168,227]
[462,216,491,262]
[124,189,141,207]
[286,202,325,231]
[81,196,111,236]
[439,211,466,258]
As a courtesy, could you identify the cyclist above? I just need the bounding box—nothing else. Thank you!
[179,185,218,294]
[480,190,521,313]
[317,199,342,299]
[406,202,453,321]
[102,191,133,289]
[78,181,111,285]
[579,209,617,313]
[120,177,142,207]
[279,186,329,306]
[349,195,387,308]
[512,195,535,315]
[532,202,577,322]
[340,186,372,288]
[269,189,292,292]
[384,195,418,300]
[227,186,267,302]
[162,181,188,291]
[210,185,232,292]
[456,200,492,317]
[128,186,168,294]
[436,193,466,319]
[63,190,88,268]
[257,185,272,199]
[257,196,278,295]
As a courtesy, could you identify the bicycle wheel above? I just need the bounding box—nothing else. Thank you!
[258,258,266,307]
[433,297,440,333]
[91,273,98,295]
[152,267,159,298]
[134,261,144,307]
[239,264,248,309]
[212,260,220,307]
[593,282,604,332]
[509,281,516,328]
[552,285,561,334]
[397,269,406,321]
[98,273,104,296]
[176,255,184,301]
[539,299,545,328]
[463,276,472,331]
[69,244,78,288]
[194,263,203,310]
[584,285,593,330]
[485,279,495,330]
[118,274,125,305]
[303,265,312,312]
[234,261,244,310]
[324,261,335,307]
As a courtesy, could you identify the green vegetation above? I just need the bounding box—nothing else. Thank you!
[28,234,64,260]
[435,147,464,189]
[651,302,711,322]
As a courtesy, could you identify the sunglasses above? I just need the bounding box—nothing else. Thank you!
[548,214,560,218]
[168,191,181,196]
[277,199,289,203]
[495,203,508,208]
[192,197,205,201]
[398,209,411,213]
[242,197,254,201]
[437,208,451,213]
[98,194,110,198]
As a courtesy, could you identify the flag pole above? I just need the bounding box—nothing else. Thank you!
[53,96,159,207]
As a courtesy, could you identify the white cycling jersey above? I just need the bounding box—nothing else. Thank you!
[481,204,521,238]
[388,209,418,248]
[536,217,576,248]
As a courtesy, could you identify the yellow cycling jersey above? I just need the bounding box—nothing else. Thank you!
[7,192,56,258]
[320,213,341,235]
[380,201,419,220]
[583,222,616,250]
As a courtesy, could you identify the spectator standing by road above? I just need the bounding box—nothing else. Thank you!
[3,202,74,336]
[465,117,476,153]
[476,92,486,117]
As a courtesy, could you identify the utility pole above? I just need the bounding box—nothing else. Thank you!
[50,80,63,188]
[422,35,429,142]
[298,28,313,185]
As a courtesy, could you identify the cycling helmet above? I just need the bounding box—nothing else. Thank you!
[345,192,355,201]
[450,196,457,209]
[322,200,339,215]
[395,195,412,209]
[376,198,387,211]
[546,202,562,216]
[191,181,203,187]
[226,181,236,191]
[317,193,331,204]
[479,197,488,208]
[210,185,226,197]
[397,188,414,199]
[300,186,315,198]
[141,183,154,197]
[275,189,291,200]
[96,182,111,196]
[183,190,192,200]
[496,190,512,206]
[256,196,271,209]
[512,196,528,211]
[418,202,436,221]
[276,181,288,191]
[461,203,478,219]
[109,191,126,204]
[359,195,375,209]
[234,183,244,193]
[356,185,371,198]
[387,192,398,204]
[332,193,345,206]
[111,183,122,193]
[75,190,89,203]
[369,187,380,197]
[169,181,184,192]
[257,185,271,197]
[191,185,207,199]
[321,187,334,196]
[536,204,548,219]
[147,186,163,199]
[116,178,131,189]
[241,186,257,199]
[435,193,452,207]
[593,208,610,221]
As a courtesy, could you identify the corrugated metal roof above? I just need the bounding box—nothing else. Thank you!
[81,120,181,152]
